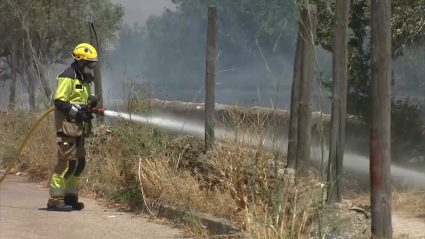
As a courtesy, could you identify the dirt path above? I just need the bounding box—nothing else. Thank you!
[0,170,184,239]
[393,214,425,238]
[3,170,425,239]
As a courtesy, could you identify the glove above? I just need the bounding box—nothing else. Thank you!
[76,111,93,123]
[88,96,98,108]
[74,104,88,112]
[72,104,92,123]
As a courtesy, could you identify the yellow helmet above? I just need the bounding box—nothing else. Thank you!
[71,43,99,62]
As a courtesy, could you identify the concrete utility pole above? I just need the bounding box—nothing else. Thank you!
[204,6,218,152]
[327,0,350,204]
[370,0,393,237]
[296,3,317,175]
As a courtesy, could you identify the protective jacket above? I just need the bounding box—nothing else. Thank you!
[54,62,94,138]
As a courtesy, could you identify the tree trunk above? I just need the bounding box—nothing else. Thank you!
[37,64,52,103]
[286,13,304,171]
[8,40,18,111]
[33,59,51,103]
[27,69,36,111]
[370,0,393,237]
[23,49,37,111]
[326,0,350,204]
[296,4,317,176]
[25,31,51,103]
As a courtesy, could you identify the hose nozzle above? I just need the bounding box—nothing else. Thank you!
[91,107,105,116]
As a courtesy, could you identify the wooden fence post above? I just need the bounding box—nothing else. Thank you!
[326,0,350,204]
[370,0,393,237]
[296,4,317,175]
[204,6,218,152]
[286,10,304,171]
[89,21,104,123]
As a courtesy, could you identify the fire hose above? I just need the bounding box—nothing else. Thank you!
[0,104,198,185]
[0,106,107,185]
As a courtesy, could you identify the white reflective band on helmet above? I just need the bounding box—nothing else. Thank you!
[69,106,78,117]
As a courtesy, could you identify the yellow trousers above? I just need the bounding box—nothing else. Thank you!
[49,136,86,198]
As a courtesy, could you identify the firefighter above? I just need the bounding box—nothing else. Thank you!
[47,43,99,211]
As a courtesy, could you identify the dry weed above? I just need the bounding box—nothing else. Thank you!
[0,110,55,182]
[352,188,425,217]
[0,84,369,238]
[0,107,325,238]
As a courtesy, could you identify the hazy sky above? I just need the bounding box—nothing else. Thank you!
[113,0,176,25]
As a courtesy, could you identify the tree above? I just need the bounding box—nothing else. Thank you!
[317,0,425,166]
[316,0,425,118]
[109,0,425,166]
[0,0,124,110]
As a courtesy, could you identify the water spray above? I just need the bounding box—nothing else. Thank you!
[92,107,211,137]
[82,107,425,190]
[2,106,425,191]
[0,106,218,185]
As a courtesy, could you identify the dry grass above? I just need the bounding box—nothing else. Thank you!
[347,188,425,238]
[392,190,425,216]
[351,189,425,217]
[0,86,373,238]
[0,110,57,181]
[0,110,325,238]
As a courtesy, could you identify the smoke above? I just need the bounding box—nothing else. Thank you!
[102,108,425,191]
[101,1,334,111]
[1,0,420,115]
[0,0,334,112]
[112,0,176,26]
[1,0,425,190]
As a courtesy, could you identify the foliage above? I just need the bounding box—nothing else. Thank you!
[316,0,425,162]
[395,45,425,96]
[0,0,124,109]
[316,0,425,118]
[391,97,425,163]
[317,0,372,121]
[0,0,124,66]
[108,0,425,161]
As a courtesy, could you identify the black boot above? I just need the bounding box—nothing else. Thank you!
[47,197,73,212]
[64,194,85,210]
